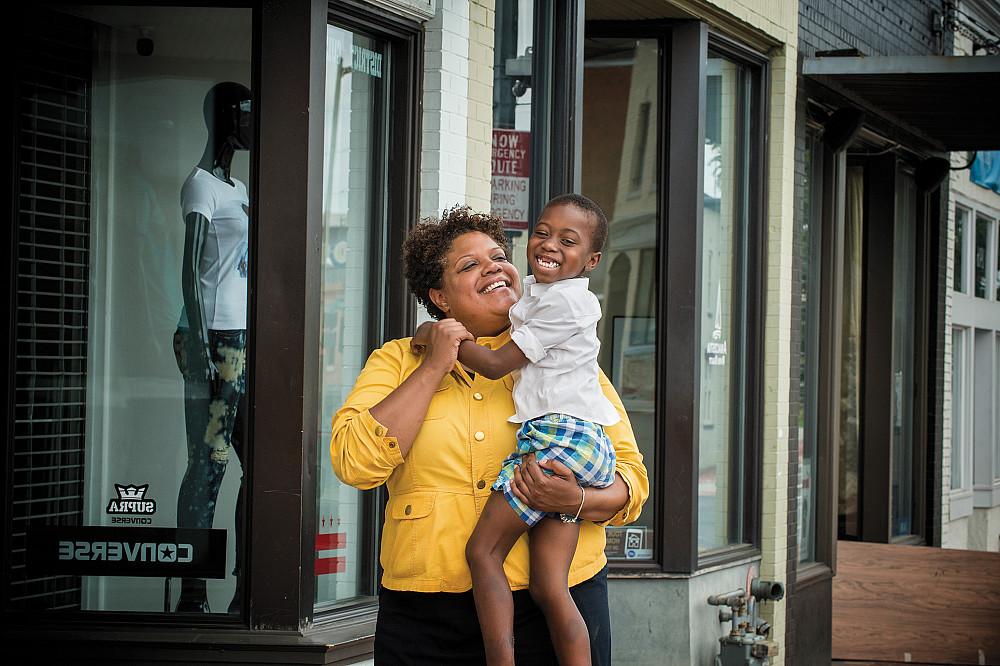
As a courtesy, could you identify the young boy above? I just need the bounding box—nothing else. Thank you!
[415,194,617,666]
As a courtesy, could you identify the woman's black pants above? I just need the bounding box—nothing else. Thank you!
[374,565,611,665]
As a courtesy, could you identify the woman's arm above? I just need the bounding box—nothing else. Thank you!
[512,456,630,522]
[509,370,649,523]
[368,319,471,456]
[331,320,471,489]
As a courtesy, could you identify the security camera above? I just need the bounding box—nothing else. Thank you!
[136,28,154,57]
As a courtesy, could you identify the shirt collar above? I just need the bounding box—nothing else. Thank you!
[523,274,590,297]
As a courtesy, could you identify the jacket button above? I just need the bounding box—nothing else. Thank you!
[388,441,396,448]
[474,431,485,441]
[473,392,484,401]
[477,480,486,490]
[375,425,386,436]
[404,505,412,515]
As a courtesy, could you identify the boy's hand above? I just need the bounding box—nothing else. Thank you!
[411,321,434,354]
[418,318,474,377]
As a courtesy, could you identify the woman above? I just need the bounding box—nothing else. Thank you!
[330,206,648,665]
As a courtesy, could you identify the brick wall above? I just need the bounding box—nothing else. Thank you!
[418,0,495,219]
[798,0,941,57]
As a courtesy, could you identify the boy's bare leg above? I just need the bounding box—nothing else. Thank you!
[466,491,530,666]
[528,517,591,665]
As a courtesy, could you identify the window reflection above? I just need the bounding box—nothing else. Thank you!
[954,207,968,293]
[951,328,967,491]
[315,25,386,608]
[975,214,990,299]
[797,133,822,563]
[698,55,750,553]
[582,37,658,560]
[839,167,864,540]
[12,5,251,613]
[492,0,535,279]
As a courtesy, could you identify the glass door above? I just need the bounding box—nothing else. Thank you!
[315,23,389,609]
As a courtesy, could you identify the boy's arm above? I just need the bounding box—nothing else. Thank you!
[457,340,529,380]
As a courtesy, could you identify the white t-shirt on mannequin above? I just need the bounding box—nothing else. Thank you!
[178,167,249,331]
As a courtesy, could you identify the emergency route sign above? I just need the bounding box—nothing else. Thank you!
[491,129,530,230]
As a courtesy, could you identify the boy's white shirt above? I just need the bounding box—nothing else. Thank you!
[507,275,621,426]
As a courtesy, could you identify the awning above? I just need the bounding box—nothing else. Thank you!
[803,55,1000,151]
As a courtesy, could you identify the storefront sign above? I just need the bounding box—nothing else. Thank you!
[106,483,157,525]
[605,525,653,560]
[27,526,227,578]
[491,129,531,230]
[352,45,383,78]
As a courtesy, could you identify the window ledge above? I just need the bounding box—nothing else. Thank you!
[973,480,1000,509]
[610,552,762,580]
[3,607,377,665]
[949,488,975,520]
[794,562,832,590]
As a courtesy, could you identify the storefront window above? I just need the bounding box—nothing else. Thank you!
[582,37,659,561]
[839,166,864,539]
[797,133,822,563]
[698,53,753,552]
[951,327,968,491]
[891,170,917,537]
[996,334,1000,480]
[315,24,387,609]
[492,0,534,278]
[11,5,252,613]
[975,213,990,299]
[954,207,969,293]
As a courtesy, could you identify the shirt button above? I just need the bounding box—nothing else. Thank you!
[474,431,485,441]
[473,392,484,401]
[375,425,386,436]
[477,480,486,490]
[404,505,412,515]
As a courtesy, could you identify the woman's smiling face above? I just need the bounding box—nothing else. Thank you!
[429,231,521,337]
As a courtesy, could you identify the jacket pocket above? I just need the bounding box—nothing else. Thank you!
[383,492,437,581]
[389,491,435,520]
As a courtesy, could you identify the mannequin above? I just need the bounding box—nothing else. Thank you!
[172,81,251,614]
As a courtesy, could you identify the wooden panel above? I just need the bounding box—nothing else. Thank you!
[833,540,1000,665]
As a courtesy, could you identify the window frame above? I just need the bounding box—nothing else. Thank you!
[3,0,260,628]
[2,0,422,651]
[575,20,768,575]
[696,33,768,569]
[793,126,832,576]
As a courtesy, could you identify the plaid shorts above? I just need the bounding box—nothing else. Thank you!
[492,413,616,526]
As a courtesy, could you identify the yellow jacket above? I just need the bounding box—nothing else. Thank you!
[330,330,648,593]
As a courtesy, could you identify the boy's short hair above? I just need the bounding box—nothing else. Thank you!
[542,193,609,253]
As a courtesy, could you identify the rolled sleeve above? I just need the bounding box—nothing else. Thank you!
[509,325,546,363]
[597,371,649,527]
[330,342,408,490]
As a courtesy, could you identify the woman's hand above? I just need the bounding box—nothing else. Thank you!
[420,318,474,377]
[511,453,582,515]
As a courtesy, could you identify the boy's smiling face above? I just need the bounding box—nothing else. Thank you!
[527,203,602,284]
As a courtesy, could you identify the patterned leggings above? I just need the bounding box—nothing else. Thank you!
[173,328,246,575]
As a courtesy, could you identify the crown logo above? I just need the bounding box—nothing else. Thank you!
[114,484,149,500]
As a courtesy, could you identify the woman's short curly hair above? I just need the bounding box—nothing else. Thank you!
[403,205,510,320]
